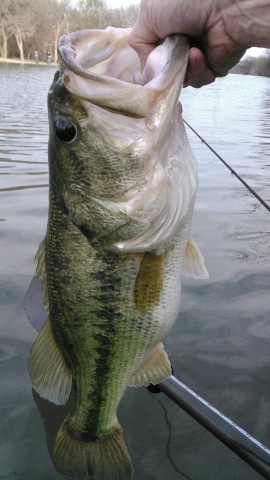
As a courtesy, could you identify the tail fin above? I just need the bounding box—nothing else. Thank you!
[53,422,133,480]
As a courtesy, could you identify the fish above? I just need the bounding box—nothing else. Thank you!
[28,27,208,480]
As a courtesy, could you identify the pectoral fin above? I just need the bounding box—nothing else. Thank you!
[129,343,172,386]
[182,237,209,279]
[28,317,72,405]
[135,252,164,312]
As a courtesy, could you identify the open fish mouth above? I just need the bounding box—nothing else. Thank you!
[58,27,189,118]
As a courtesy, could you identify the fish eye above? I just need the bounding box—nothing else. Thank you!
[55,118,77,143]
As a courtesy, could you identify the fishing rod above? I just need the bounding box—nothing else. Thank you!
[183,119,270,214]
[150,376,270,479]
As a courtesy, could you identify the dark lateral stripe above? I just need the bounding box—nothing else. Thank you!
[78,250,122,440]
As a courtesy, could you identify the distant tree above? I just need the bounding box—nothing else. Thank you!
[75,0,109,29]
[109,5,139,28]
[0,0,140,61]
[0,0,14,58]
[27,0,71,63]
[12,13,34,61]
[48,0,71,63]
[231,50,270,77]
[254,56,270,77]
[70,1,139,30]
[78,0,107,11]
[24,0,49,60]
[7,0,35,61]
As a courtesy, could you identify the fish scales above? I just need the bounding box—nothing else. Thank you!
[28,27,208,480]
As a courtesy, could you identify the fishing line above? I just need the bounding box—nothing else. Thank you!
[157,376,270,479]
[183,119,270,214]
[150,393,193,480]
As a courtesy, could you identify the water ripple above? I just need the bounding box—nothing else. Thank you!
[0,64,53,194]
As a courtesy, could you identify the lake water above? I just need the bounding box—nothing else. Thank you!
[0,63,270,480]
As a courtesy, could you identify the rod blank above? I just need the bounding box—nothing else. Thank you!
[158,376,270,479]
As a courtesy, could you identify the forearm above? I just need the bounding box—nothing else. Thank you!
[217,0,270,49]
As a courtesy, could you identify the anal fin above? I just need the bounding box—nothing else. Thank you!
[129,342,172,386]
[28,317,72,405]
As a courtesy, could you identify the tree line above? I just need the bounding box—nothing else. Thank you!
[0,0,139,63]
[3,0,269,76]
[231,52,270,78]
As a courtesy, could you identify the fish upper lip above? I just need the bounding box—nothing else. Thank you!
[58,30,135,86]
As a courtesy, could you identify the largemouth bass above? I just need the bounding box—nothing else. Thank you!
[28,27,208,480]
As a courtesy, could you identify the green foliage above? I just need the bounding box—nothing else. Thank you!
[0,0,139,62]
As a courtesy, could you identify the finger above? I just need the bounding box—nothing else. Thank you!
[129,11,160,69]
[184,47,216,88]
[128,33,156,70]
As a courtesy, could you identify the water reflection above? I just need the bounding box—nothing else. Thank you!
[32,389,72,458]
[221,224,270,264]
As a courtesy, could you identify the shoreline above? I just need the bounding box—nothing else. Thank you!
[0,57,57,66]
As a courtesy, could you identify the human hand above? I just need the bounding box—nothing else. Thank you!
[129,0,252,88]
